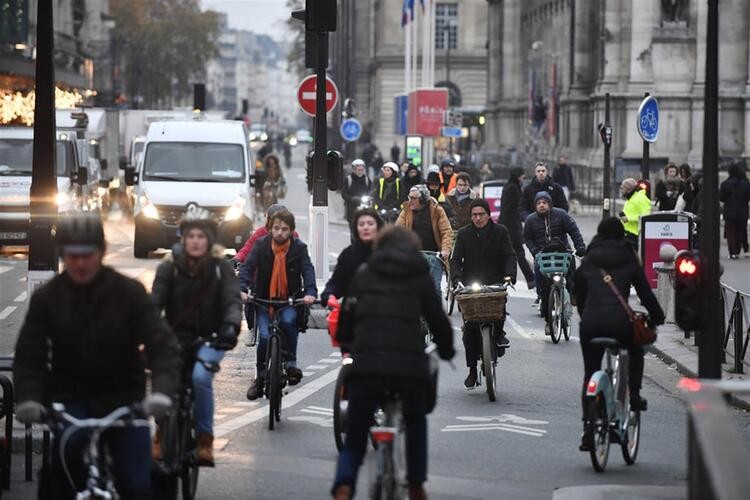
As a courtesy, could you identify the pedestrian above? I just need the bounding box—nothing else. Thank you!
[331,226,455,500]
[619,178,652,251]
[282,141,292,169]
[151,207,242,466]
[574,217,665,451]
[720,160,750,258]
[240,210,318,399]
[439,159,457,197]
[403,162,424,192]
[499,167,535,288]
[321,208,384,306]
[14,214,180,499]
[521,161,569,218]
[341,159,373,221]
[552,155,576,201]
[451,198,517,389]
[445,172,479,229]
[479,162,494,182]
[397,184,454,295]
[391,141,401,163]
[372,162,406,214]
[655,162,684,211]
[678,163,695,212]
[261,154,287,212]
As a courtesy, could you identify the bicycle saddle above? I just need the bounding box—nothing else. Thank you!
[590,337,620,349]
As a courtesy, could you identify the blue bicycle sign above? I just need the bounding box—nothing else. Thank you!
[340,118,362,142]
[637,96,659,143]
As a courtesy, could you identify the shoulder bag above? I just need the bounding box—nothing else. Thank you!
[598,268,656,346]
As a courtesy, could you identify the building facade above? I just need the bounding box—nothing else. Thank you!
[486,0,750,194]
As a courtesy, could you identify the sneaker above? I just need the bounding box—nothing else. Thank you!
[286,366,303,386]
[246,378,265,400]
[544,323,551,336]
[579,430,593,452]
[527,280,536,290]
[464,370,479,390]
[631,393,648,411]
[532,297,540,307]
[496,332,510,348]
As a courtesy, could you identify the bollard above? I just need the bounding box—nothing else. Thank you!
[655,244,678,325]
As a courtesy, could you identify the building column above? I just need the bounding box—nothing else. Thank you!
[498,0,522,147]
[570,0,593,93]
[486,0,503,147]
[628,0,655,89]
[598,0,622,90]
[717,0,749,157]
[743,3,750,158]
[688,0,707,167]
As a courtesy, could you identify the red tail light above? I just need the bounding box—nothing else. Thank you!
[370,427,397,443]
[586,379,598,395]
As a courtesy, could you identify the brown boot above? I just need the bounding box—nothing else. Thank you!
[408,485,427,500]
[332,484,352,500]
[196,432,215,467]
[151,426,163,461]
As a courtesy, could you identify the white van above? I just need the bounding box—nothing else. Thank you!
[0,127,101,246]
[126,120,255,258]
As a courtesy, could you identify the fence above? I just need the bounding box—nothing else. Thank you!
[721,284,750,374]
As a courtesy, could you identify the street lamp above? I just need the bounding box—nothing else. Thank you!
[442,19,458,87]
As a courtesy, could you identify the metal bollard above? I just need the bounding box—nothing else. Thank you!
[654,243,678,325]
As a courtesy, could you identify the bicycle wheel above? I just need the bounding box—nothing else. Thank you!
[548,287,563,344]
[333,361,352,453]
[480,324,497,402]
[621,408,641,465]
[180,412,199,500]
[370,443,396,500]
[267,334,281,430]
[588,395,610,472]
[152,413,179,500]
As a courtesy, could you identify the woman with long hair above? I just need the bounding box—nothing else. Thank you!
[261,154,287,211]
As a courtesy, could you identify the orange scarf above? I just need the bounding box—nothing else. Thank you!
[269,239,291,300]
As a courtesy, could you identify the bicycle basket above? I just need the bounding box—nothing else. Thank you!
[456,291,507,322]
[535,252,573,277]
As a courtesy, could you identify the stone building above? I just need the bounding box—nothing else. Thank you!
[330,0,489,157]
[485,0,750,197]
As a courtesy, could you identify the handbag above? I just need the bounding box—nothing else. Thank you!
[598,268,657,346]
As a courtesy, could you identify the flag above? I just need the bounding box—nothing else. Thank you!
[401,0,415,27]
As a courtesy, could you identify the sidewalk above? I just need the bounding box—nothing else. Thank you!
[552,485,686,500]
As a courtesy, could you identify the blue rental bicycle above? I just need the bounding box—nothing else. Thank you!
[535,252,574,343]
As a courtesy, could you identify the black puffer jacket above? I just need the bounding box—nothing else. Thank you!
[337,240,454,380]
[321,241,372,305]
[451,221,517,285]
[523,207,586,256]
[521,177,569,217]
[152,244,242,342]
[720,176,750,221]
[14,267,180,416]
[574,237,665,341]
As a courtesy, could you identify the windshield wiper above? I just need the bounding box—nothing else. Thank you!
[144,174,184,182]
[0,169,30,176]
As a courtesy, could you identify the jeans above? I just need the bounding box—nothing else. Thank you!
[425,253,444,297]
[48,403,151,500]
[193,344,225,435]
[333,376,428,495]
[256,306,298,377]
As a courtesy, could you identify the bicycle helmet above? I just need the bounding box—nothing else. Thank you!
[178,205,218,244]
[382,162,399,175]
[55,213,105,254]
[352,159,366,168]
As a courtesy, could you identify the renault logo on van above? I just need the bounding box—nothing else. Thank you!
[186,202,199,212]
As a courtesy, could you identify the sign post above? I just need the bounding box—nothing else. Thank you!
[598,93,613,219]
[636,93,659,182]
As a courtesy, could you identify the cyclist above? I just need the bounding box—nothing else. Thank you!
[372,161,405,211]
[619,178,652,251]
[521,161,569,218]
[331,226,455,500]
[14,213,180,499]
[341,159,373,222]
[396,184,453,294]
[451,199,517,389]
[574,217,664,451]
[523,191,585,335]
[151,207,242,466]
[426,171,456,222]
[445,172,479,229]
[260,154,287,212]
[240,209,318,400]
[321,208,384,306]
[403,162,424,191]
[438,158,457,197]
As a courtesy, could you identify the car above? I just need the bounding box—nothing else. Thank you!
[295,128,313,144]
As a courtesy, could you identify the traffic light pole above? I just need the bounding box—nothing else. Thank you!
[602,93,612,219]
[28,0,58,295]
[699,0,721,379]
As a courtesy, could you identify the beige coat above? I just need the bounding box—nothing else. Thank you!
[396,198,454,254]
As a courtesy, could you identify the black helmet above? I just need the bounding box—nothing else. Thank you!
[55,213,105,254]
[178,205,218,244]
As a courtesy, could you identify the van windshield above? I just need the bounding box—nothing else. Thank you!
[143,142,245,182]
[0,140,69,176]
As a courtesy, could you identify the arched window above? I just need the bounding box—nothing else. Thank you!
[435,80,462,107]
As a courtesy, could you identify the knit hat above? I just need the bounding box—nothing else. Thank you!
[534,191,552,204]
[597,217,625,240]
[426,171,441,184]
[266,204,287,217]
[469,198,491,216]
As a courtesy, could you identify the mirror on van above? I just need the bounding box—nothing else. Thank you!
[119,156,128,169]
[124,166,138,186]
[74,166,89,186]
[248,174,256,188]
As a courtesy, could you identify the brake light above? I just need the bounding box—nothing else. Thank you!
[586,379,598,395]
[678,377,702,393]
[370,427,397,443]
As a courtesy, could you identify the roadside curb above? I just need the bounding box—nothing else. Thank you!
[551,484,686,500]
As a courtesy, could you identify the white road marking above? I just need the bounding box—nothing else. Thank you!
[301,408,333,417]
[329,351,342,358]
[441,424,545,437]
[0,306,17,320]
[19,277,26,282]
[213,366,340,438]
[302,371,314,377]
[507,288,538,300]
[0,266,12,275]
[305,364,327,370]
[505,315,533,339]
[317,358,339,364]
[307,405,333,413]
[13,291,27,302]
[232,402,260,408]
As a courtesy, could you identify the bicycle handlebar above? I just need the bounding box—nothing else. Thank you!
[45,403,149,430]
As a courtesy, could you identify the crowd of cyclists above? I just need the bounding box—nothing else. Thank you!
[11,152,676,499]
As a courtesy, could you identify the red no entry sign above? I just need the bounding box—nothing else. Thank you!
[297,75,338,117]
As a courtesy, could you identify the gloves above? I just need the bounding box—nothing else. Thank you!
[143,393,172,419]
[575,248,586,258]
[16,401,45,424]
[438,345,456,361]
[214,323,239,350]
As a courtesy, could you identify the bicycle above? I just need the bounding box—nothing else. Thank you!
[152,339,220,500]
[247,296,314,430]
[420,250,451,314]
[583,337,641,472]
[455,282,510,402]
[535,252,574,344]
[43,403,150,499]
[333,354,354,453]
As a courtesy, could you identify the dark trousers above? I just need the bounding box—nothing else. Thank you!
[510,234,535,284]
[333,376,428,494]
[580,338,644,419]
[534,259,575,323]
[725,219,748,255]
[462,320,505,367]
[48,404,151,499]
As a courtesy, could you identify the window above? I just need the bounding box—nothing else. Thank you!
[435,3,458,50]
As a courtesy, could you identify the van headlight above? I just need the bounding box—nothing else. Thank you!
[55,191,69,206]
[225,197,246,221]
[139,195,160,220]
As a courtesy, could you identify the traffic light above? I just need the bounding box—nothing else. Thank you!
[291,0,337,32]
[193,83,206,111]
[326,150,343,191]
[674,250,705,331]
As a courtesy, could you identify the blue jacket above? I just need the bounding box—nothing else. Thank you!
[239,236,317,299]
[523,208,586,256]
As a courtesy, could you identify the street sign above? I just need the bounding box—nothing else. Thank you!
[297,74,338,117]
[441,126,462,138]
[407,88,449,137]
[443,109,463,127]
[637,95,660,143]
[393,95,408,135]
[339,118,362,142]
[640,213,695,288]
